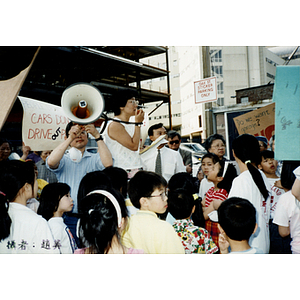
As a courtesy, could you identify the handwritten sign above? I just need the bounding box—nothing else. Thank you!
[273,65,300,160]
[233,102,275,141]
[194,77,217,104]
[19,96,69,151]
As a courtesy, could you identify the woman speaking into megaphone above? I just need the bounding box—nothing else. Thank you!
[102,90,144,179]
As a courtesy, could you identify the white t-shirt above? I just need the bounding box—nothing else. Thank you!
[48,217,77,254]
[0,202,60,254]
[103,118,142,170]
[267,177,285,219]
[273,191,300,254]
[141,146,186,183]
[199,178,214,200]
[228,170,271,254]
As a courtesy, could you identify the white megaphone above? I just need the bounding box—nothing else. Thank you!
[61,83,105,125]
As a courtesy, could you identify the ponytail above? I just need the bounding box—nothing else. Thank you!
[246,161,269,201]
[232,134,269,201]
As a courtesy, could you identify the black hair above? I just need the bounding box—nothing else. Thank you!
[37,183,71,221]
[128,171,167,209]
[0,160,36,241]
[168,172,197,194]
[217,161,237,193]
[78,188,128,254]
[167,130,181,140]
[168,188,195,220]
[77,171,113,214]
[102,166,128,198]
[260,150,274,161]
[0,137,12,149]
[147,123,164,137]
[281,161,300,191]
[232,134,269,201]
[168,172,205,228]
[111,89,138,115]
[217,197,257,241]
[203,133,226,152]
[201,152,220,165]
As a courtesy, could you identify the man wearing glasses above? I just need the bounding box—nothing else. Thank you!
[167,130,192,174]
[46,121,113,246]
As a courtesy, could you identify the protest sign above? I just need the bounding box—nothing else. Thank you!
[273,65,300,160]
[233,102,275,141]
[0,48,40,130]
[19,96,69,151]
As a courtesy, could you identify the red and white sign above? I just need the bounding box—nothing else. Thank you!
[19,96,69,151]
[194,76,217,104]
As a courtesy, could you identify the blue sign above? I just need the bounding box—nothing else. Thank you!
[273,66,300,160]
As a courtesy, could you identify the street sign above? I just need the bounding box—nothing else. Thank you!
[194,76,217,104]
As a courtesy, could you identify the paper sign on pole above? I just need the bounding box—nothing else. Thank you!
[194,76,217,104]
[273,65,300,160]
[233,102,275,141]
[19,96,69,151]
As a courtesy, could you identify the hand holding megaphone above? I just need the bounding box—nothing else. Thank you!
[135,108,145,124]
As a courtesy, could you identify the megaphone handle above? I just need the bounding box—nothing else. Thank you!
[99,113,142,134]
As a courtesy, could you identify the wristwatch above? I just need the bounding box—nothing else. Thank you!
[95,135,103,142]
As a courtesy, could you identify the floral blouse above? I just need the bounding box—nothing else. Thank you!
[173,218,219,254]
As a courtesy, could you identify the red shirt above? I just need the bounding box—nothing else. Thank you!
[205,187,228,207]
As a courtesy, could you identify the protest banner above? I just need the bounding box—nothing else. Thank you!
[233,102,275,141]
[273,65,300,160]
[0,48,40,130]
[19,96,69,151]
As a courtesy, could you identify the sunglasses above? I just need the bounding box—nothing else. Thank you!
[169,140,180,145]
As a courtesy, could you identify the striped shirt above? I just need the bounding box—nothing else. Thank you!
[205,187,228,207]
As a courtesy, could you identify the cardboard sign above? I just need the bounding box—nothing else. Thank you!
[233,102,275,141]
[273,65,300,160]
[0,48,40,130]
[19,96,69,151]
[194,76,217,104]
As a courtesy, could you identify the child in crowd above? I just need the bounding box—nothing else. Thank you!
[75,188,144,254]
[168,188,218,254]
[121,171,185,254]
[273,161,300,254]
[168,172,205,228]
[201,157,237,248]
[198,153,216,200]
[102,166,138,216]
[229,134,271,253]
[37,183,77,254]
[217,197,264,254]
[258,150,286,253]
[0,160,59,253]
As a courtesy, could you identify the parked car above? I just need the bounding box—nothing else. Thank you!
[180,143,207,177]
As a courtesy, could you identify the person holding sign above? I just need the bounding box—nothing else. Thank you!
[46,121,113,246]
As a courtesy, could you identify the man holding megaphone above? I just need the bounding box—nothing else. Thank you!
[46,121,113,246]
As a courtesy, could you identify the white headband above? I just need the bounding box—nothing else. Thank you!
[87,189,122,227]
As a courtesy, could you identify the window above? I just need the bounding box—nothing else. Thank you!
[211,66,223,78]
[241,97,249,103]
[217,98,224,106]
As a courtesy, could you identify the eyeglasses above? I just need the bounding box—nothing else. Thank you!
[211,144,225,149]
[169,140,180,145]
[148,192,167,200]
[128,99,139,105]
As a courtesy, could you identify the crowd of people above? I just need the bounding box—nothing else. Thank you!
[1,92,300,254]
